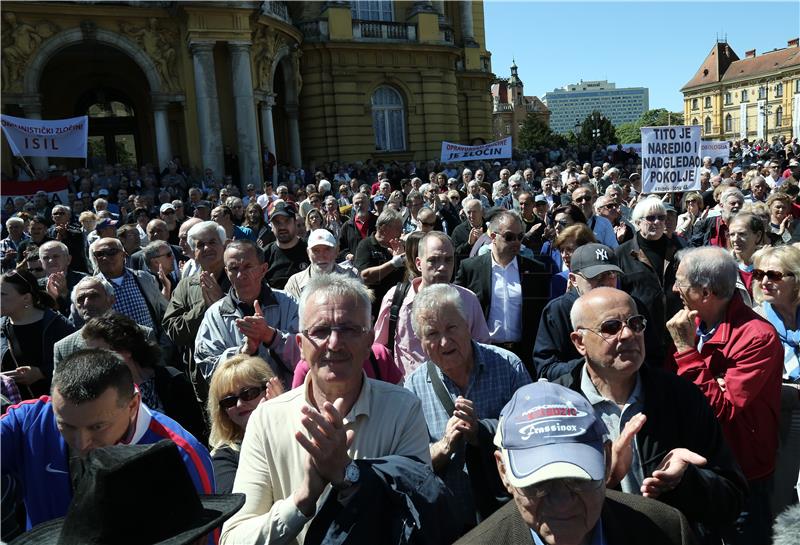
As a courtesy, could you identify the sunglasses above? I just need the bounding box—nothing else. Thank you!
[752,269,795,282]
[218,384,266,410]
[93,248,122,259]
[579,315,647,339]
[573,195,593,203]
[499,231,524,242]
[644,214,667,223]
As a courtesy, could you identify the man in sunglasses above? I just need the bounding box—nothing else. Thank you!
[570,185,618,249]
[455,380,696,545]
[456,210,552,377]
[555,286,746,537]
[668,246,782,544]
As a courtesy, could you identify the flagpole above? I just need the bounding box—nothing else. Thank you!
[17,154,37,180]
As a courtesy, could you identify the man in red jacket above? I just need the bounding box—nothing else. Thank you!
[668,246,782,545]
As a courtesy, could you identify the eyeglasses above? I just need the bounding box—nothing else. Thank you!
[500,231,524,242]
[578,315,647,339]
[52,211,67,216]
[162,210,176,215]
[518,478,604,499]
[644,214,667,223]
[218,384,266,410]
[752,269,795,282]
[573,195,593,203]
[92,248,122,259]
[302,324,369,343]
[600,203,620,210]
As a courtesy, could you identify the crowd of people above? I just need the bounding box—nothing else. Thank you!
[2,134,800,544]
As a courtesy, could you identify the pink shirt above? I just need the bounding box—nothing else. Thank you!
[373,277,491,377]
[291,343,403,388]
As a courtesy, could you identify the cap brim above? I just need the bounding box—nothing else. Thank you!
[575,264,623,279]
[11,495,245,545]
[270,212,295,220]
[502,442,605,488]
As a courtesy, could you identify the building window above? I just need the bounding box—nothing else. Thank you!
[692,118,699,127]
[371,86,405,151]
[691,98,698,110]
[758,86,766,100]
[704,96,711,108]
[741,89,748,102]
[725,114,732,132]
[775,82,783,97]
[351,0,394,21]
[724,92,732,105]
[776,106,783,127]
[704,117,712,134]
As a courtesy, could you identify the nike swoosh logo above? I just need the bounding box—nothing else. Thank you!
[45,463,68,474]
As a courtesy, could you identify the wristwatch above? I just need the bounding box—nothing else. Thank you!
[334,461,360,490]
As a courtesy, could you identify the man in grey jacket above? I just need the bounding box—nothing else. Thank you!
[194,239,300,386]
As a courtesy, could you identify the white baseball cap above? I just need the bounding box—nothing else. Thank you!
[307,229,336,248]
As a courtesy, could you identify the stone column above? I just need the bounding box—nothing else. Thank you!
[259,95,278,182]
[189,41,223,177]
[21,101,49,173]
[286,104,302,169]
[460,1,477,45]
[151,97,173,172]
[228,41,262,187]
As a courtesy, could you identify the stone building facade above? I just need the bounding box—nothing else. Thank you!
[490,61,549,147]
[681,38,800,142]
[1,1,493,184]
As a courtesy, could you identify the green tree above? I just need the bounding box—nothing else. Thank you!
[616,122,640,144]
[518,113,566,150]
[615,109,685,143]
[577,111,617,148]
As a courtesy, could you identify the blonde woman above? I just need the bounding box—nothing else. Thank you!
[207,355,283,493]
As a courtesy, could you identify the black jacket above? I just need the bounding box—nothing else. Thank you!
[337,215,376,262]
[153,364,208,446]
[455,489,699,545]
[554,364,747,529]
[533,289,665,380]
[450,219,485,263]
[455,253,552,373]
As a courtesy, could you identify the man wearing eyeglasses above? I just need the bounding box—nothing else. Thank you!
[455,380,697,545]
[456,210,552,376]
[570,185,618,249]
[220,274,429,545]
[668,247,782,544]
[551,286,746,539]
[47,205,89,273]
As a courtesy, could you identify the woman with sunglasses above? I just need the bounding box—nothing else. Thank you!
[750,245,800,515]
[207,354,284,494]
[0,269,74,399]
[81,312,207,444]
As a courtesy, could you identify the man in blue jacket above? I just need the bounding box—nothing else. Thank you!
[1,348,214,531]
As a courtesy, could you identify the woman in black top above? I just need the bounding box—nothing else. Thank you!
[0,269,74,398]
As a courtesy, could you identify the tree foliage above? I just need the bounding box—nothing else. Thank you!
[577,111,618,148]
[616,109,685,143]
[518,113,566,150]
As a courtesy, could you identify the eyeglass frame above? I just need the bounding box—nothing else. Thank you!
[576,314,647,340]
[301,324,370,343]
[752,269,795,282]
[218,384,267,410]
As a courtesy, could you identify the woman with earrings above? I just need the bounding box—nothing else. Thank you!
[0,269,74,399]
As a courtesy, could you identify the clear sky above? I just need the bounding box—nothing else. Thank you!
[483,0,800,112]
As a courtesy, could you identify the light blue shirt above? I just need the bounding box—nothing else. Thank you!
[588,214,619,248]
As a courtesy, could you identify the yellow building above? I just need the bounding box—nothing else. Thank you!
[490,61,550,147]
[1,1,493,183]
[682,38,800,142]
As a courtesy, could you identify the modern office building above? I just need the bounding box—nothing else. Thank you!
[543,80,649,134]
[490,61,550,146]
[681,38,800,142]
[1,1,494,182]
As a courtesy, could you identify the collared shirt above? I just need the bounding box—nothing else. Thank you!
[581,364,645,495]
[696,321,719,353]
[487,254,522,342]
[220,374,430,545]
[404,342,531,528]
[374,279,490,376]
[103,269,155,329]
[531,519,605,545]
[354,215,369,240]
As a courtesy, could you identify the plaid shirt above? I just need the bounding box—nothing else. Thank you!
[404,341,531,529]
[104,269,155,330]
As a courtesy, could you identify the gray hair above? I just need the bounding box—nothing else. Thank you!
[39,240,69,257]
[90,237,124,253]
[411,284,466,337]
[187,220,226,251]
[70,275,115,304]
[631,196,667,223]
[489,210,522,234]
[462,168,472,177]
[605,184,623,195]
[676,247,738,299]
[52,204,71,216]
[594,196,612,212]
[143,240,170,262]
[376,208,402,230]
[298,273,374,330]
[773,504,800,545]
[462,198,482,211]
[5,217,24,229]
[719,187,745,203]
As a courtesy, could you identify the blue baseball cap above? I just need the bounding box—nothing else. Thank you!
[494,380,607,487]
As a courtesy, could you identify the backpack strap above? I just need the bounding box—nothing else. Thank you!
[368,349,381,381]
[386,280,412,352]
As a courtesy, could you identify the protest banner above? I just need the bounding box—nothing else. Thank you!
[1,114,88,158]
[1,176,70,210]
[606,140,728,162]
[440,137,512,163]
[641,126,702,193]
